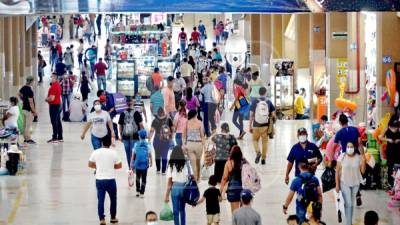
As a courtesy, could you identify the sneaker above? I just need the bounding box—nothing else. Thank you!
[238,131,246,140]
[261,159,266,165]
[57,139,64,143]
[140,194,144,199]
[99,219,106,225]
[136,192,140,197]
[161,172,166,176]
[156,171,161,174]
[47,139,58,143]
[110,218,119,224]
[27,140,36,144]
[255,152,261,164]
[356,195,362,206]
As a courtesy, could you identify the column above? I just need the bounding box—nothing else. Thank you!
[4,17,12,99]
[250,14,260,65]
[31,24,38,93]
[326,12,347,117]
[260,14,272,83]
[0,17,4,99]
[19,16,26,82]
[25,24,32,80]
[271,14,283,59]
[12,16,20,88]
[376,12,400,119]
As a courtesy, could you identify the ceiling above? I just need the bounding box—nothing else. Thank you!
[0,0,399,14]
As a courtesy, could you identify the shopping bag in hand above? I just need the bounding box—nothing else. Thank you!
[128,170,135,187]
[159,203,174,221]
[334,190,345,223]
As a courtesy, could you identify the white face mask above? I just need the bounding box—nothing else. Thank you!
[298,135,307,143]
[94,104,101,112]
[147,222,157,225]
[346,147,355,155]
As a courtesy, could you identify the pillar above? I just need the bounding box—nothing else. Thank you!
[31,24,38,92]
[260,14,272,83]
[12,16,20,88]
[19,16,26,82]
[271,14,283,59]
[326,12,347,117]
[4,17,12,99]
[250,14,260,65]
[0,17,4,99]
[376,12,400,119]
[25,24,32,80]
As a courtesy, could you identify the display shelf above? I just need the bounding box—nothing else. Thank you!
[116,60,135,97]
[157,59,174,78]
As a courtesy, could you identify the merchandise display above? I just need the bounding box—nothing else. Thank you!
[157,58,174,78]
[136,56,157,97]
[116,60,135,97]
[273,60,295,119]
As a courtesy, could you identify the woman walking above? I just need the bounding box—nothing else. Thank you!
[149,108,174,174]
[335,142,366,225]
[164,146,192,225]
[211,123,238,182]
[174,100,188,146]
[230,79,247,139]
[220,145,244,213]
[183,109,205,181]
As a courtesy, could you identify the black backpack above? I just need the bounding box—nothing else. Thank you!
[299,174,319,207]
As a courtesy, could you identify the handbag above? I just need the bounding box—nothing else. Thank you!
[128,170,135,187]
[183,162,200,206]
[204,143,216,166]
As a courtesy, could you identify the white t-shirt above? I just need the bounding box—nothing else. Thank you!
[89,148,121,180]
[5,106,19,129]
[180,63,193,78]
[88,110,111,138]
[173,77,187,92]
[69,99,86,122]
[338,153,363,187]
[166,164,192,183]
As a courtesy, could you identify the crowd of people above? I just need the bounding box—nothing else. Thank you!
[1,14,389,225]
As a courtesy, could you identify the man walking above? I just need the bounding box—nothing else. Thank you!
[18,76,37,144]
[95,58,108,91]
[88,137,122,225]
[163,76,176,119]
[200,76,217,137]
[249,87,276,165]
[46,74,63,143]
[232,189,262,225]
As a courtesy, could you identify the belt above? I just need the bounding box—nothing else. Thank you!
[187,140,202,143]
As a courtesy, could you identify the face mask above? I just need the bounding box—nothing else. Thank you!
[94,105,101,112]
[298,135,307,143]
[346,147,355,155]
[147,222,157,225]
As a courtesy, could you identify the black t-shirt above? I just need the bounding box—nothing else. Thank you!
[55,62,66,76]
[203,187,221,215]
[19,85,34,111]
[118,109,143,140]
[151,116,173,137]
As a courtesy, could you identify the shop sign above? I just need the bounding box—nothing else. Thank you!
[113,93,128,113]
[332,32,347,40]
[383,55,392,64]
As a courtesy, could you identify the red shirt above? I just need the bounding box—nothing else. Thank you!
[48,81,62,105]
[178,32,187,42]
[56,44,62,56]
[95,62,108,76]
[191,31,200,42]
[233,84,246,98]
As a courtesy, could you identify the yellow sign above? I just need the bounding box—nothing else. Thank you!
[336,58,348,98]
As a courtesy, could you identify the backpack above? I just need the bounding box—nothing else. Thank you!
[159,119,172,141]
[146,76,154,93]
[183,163,200,206]
[241,161,261,193]
[254,99,269,124]
[122,111,138,137]
[298,174,319,207]
[134,141,149,170]
[64,52,73,65]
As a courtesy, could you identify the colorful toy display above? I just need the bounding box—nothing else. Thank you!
[385,69,397,107]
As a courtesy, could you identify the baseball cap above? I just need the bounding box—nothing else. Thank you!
[138,130,147,139]
[99,95,106,103]
[297,127,307,135]
[241,189,254,201]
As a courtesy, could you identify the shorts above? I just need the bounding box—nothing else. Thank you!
[207,214,220,224]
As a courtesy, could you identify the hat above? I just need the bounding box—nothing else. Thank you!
[138,130,147,139]
[297,127,308,135]
[241,189,254,201]
[99,95,106,103]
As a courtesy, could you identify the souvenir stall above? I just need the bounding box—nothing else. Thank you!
[116,59,135,97]
[157,57,175,78]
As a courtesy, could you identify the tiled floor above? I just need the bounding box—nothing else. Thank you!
[1,15,400,225]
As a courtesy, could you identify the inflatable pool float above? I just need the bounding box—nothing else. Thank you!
[335,97,357,111]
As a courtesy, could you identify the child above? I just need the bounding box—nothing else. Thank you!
[197,175,221,225]
[130,130,152,198]
[287,215,299,225]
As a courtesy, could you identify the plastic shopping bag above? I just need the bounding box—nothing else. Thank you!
[334,190,345,223]
[159,203,174,221]
[200,163,215,181]
[128,170,135,187]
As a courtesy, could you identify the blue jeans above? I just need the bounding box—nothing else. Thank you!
[49,104,63,140]
[51,53,58,69]
[232,109,244,134]
[171,182,186,225]
[180,41,186,55]
[97,76,106,91]
[96,179,117,220]
[296,203,307,224]
[341,183,359,225]
[122,139,137,167]
[175,133,183,146]
[62,94,71,117]
[153,136,171,173]
[89,61,95,79]
[91,134,103,150]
